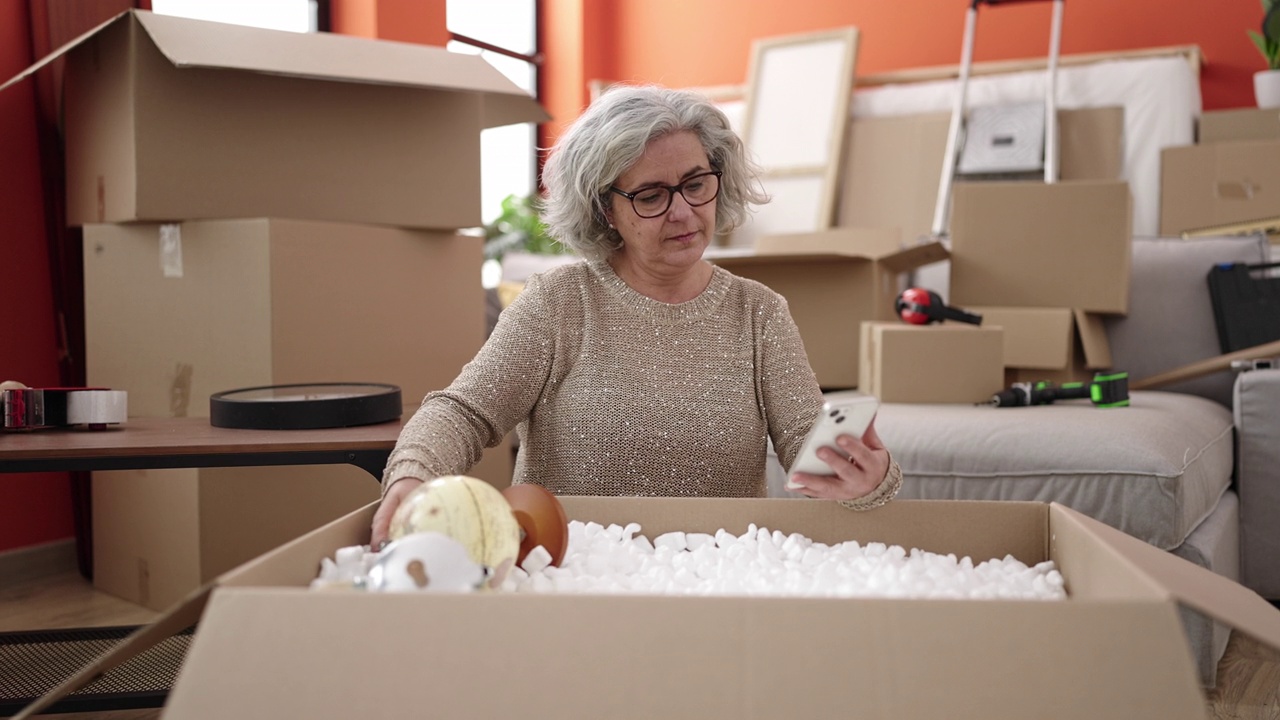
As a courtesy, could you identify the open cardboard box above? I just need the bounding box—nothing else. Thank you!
[708,228,948,389]
[970,307,1113,385]
[19,497,1280,719]
[0,10,548,230]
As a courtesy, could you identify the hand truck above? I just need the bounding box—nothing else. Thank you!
[930,0,1066,241]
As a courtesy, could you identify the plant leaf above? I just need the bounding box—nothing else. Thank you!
[1266,0,1280,42]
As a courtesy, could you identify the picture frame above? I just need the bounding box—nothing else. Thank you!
[731,26,860,248]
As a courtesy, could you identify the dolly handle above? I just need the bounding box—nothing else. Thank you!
[975,0,1062,6]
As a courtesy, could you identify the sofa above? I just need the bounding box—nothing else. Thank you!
[767,234,1278,686]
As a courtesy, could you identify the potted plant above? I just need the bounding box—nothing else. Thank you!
[483,193,568,261]
[482,194,576,307]
[1249,0,1280,107]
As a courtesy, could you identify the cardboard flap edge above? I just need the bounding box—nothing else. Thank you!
[1050,503,1280,653]
[0,11,130,94]
[12,583,214,719]
[1074,310,1113,368]
[134,10,544,106]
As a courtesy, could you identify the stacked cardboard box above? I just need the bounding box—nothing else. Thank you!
[945,179,1133,394]
[709,229,948,389]
[725,106,1133,402]
[6,10,546,610]
[1162,108,1280,243]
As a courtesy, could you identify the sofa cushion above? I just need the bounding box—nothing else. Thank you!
[1106,235,1268,408]
[875,390,1234,551]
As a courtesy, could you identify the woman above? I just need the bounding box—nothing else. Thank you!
[371,85,901,548]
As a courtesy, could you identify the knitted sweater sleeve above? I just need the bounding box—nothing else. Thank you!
[380,275,555,494]
[754,292,825,472]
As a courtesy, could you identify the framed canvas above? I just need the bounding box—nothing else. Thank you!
[731,26,860,248]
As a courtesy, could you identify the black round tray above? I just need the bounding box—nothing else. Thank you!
[209,383,402,430]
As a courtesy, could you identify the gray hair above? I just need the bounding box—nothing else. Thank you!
[539,84,769,262]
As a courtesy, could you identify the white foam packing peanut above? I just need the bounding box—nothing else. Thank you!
[310,544,381,590]
[501,521,1067,600]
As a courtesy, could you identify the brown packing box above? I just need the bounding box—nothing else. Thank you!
[948,180,1133,314]
[89,436,515,612]
[83,218,512,609]
[19,497,1280,719]
[1160,140,1280,237]
[837,107,1125,243]
[970,306,1112,385]
[84,219,483,413]
[1198,108,1280,144]
[858,321,1005,404]
[0,10,548,229]
[91,464,379,611]
[709,228,949,389]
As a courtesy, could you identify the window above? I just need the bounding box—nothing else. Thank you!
[447,0,540,229]
[150,0,321,33]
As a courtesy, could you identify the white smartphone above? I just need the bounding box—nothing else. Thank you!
[788,391,880,477]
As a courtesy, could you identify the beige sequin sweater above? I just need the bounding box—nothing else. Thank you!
[383,260,852,498]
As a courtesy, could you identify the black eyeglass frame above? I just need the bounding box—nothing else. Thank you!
[608,170,723,219]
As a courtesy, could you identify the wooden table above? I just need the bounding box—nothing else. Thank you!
[0,415,406,715]
[0,415,405,480]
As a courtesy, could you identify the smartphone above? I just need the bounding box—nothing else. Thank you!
[788,391,880,477]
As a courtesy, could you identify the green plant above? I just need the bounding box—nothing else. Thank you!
[482,194,570,260]
[1249,0,1280,70]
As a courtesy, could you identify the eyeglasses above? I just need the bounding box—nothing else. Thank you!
[609,170,722,219]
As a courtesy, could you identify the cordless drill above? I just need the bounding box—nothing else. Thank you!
[990,372,1130,408]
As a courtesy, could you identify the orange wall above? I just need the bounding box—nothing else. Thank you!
[544,0,1263,141]
[331,0,448,45]
[0,1,74,553]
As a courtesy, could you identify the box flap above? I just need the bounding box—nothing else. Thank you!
[1050,503,1280,653]
[12,585,214,719]
[1074,310,1113,369]
[133,11,547,128]
[970,307,1073,369]
[756,227,901,260]
[743,228,947,269]
[0,10,548,129]
[0,12,128,94]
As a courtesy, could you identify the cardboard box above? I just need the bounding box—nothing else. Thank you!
[1199,108,1280,144]
[970,307,1112,385]
[21,497,1280,719]
[837,107,1125,243]
[708,229,949,389]
[91,464,380,611]
[84,219,484,409]
[90,430,516,611]
[83,218,499,609]
[1160,141,1280,237]
[858,322,1005,404]
[949,180,1133,314]
[0,10,547,229]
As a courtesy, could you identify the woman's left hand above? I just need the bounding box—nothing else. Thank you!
[787,416,891,501]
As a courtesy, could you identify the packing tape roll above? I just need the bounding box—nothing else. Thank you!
[1,387,127,429]
[67,390,128,425]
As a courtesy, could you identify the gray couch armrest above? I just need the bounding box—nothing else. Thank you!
[1235,367,1280,599]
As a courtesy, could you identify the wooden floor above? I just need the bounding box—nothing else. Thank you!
[2,570,1279,719]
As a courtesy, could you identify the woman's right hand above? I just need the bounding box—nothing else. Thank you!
[370,477,424,550]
